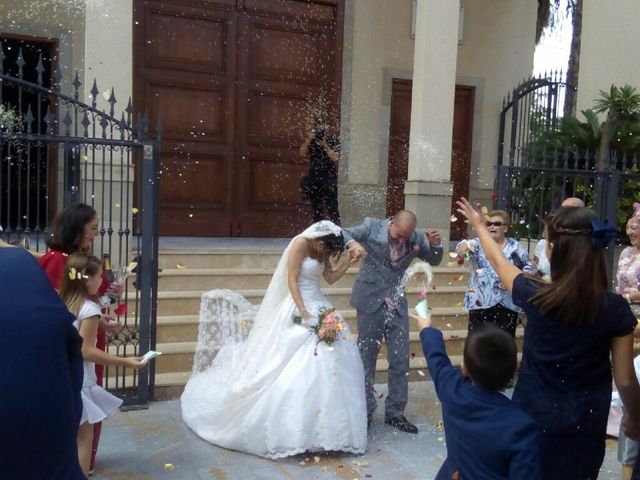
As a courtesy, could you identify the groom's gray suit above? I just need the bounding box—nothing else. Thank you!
[343,218,443,418]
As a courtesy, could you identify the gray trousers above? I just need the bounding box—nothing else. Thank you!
[357,303,409,417]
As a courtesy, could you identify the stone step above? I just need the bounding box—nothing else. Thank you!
[141,286,467,317]
[144,328,524,376]
[155,266,469,291]
[142,350,524,400]
[155,307,471,343]
[158,250,285,269]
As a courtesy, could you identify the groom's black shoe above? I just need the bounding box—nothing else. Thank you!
[367,412,374,429]
[384,415,418,434]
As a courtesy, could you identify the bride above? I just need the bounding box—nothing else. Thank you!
[181,221,367,458]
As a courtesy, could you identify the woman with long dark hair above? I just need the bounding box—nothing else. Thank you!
[456,199,640,479]
[39,202,122,475]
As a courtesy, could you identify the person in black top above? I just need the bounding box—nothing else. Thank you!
[299,115,341,225]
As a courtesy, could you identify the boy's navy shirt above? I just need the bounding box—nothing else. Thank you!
[420,327,541,480]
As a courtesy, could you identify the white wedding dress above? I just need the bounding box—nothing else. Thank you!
[181,222,367,459]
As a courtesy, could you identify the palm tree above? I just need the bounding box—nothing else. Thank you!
[536,0,583,117]
[593,84,640,169]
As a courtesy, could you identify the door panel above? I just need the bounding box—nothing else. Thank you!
[235,4,340,236]
[134,0,343,236]
[386,80,474,240]
[386,79,412,216]
[450,86,474,240]
[136,0,237,235]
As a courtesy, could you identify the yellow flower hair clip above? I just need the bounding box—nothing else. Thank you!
[68,268,88,281]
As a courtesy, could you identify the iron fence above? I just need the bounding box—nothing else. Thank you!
[0,45,160,407]
[495,148,640,277]
[498,71,574,169]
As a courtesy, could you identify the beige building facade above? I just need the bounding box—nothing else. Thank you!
[1,0,539,240]
[577,0,640,115]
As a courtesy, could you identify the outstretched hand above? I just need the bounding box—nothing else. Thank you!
[456,197,484,231]
[409,313,432,331]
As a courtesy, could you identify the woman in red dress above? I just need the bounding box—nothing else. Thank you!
[40,202,122,475]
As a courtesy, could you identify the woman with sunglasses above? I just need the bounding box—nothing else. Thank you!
[456,209,532,338]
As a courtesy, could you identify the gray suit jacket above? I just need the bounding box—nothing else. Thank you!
[342,217,443,314]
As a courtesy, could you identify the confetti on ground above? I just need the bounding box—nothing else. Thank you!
[435,420,444,431]
[446,323,452,327]
[132,207,139,214]
[437,437,444,442]
[452,274,464,282]
[456,302,462,307]
[176,264,187,269]
[450,214,457,222]
[164,463,174,471]
[447,261,459,267]
[417,370,425,377]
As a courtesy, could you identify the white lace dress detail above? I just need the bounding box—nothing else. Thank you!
[181,257,367,459]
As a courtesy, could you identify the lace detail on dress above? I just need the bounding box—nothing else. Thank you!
[192,289,258,375]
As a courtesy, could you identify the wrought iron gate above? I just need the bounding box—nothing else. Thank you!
[0,46,160,407]
[494,73,640,275]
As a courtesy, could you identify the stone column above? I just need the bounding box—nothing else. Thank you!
[405,0,459,248]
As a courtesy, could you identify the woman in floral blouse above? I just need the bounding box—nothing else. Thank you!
[456,209,532,338]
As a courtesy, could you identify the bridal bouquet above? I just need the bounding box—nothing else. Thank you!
[293,307,345,346]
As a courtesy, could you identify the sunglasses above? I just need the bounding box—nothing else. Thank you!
[486,221,505,227]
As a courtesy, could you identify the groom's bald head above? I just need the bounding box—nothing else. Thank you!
[390,210,417,242]
[393,210,417,228]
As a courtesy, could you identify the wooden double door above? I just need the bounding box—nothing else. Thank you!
[134,0,344,236]
[386,79,475,240]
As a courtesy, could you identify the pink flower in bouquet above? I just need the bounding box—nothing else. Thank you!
[295,307,345,347]
[323,312,338,328]
[316,311,343,345]
[417,290,426,299]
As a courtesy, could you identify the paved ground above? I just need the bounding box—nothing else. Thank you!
[93,382,622,480]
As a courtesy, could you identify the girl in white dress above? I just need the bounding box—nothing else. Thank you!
[181,221,367,459]
[60,254,146,475]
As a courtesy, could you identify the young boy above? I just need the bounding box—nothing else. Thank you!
[412,313,540,479]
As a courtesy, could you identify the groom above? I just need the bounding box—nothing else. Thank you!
[343,210,443,433]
